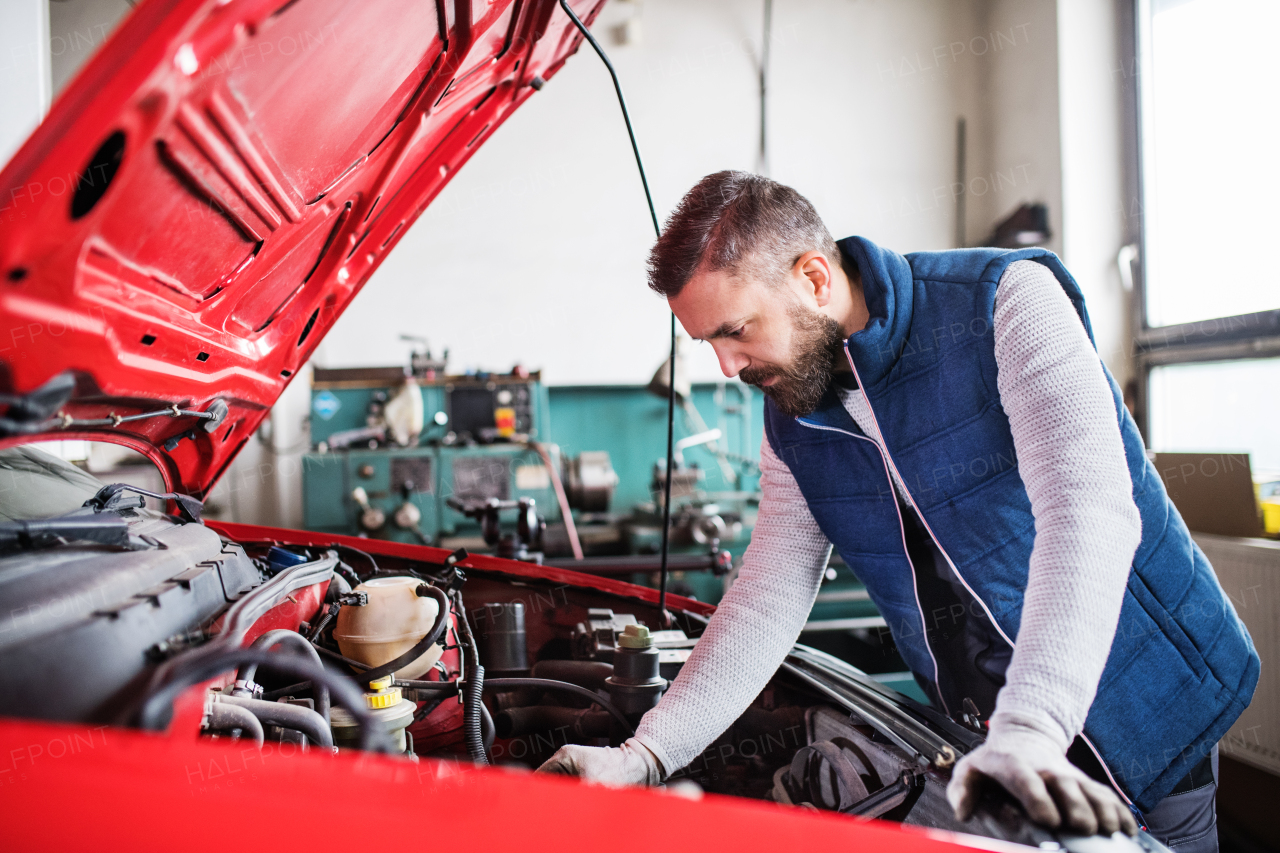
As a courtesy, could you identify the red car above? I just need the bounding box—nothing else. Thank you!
[0,2,1167,850]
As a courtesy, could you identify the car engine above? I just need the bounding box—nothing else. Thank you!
[0,446,1164,852]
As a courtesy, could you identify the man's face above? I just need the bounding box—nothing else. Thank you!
[670,265,846,416]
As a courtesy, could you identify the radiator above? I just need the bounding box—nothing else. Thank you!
[1194,533,1280,777]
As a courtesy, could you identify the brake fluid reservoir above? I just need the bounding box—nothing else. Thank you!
[330,676,417,752]
[334,576,444,680]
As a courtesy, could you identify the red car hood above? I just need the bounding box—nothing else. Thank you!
[0,0,600,497]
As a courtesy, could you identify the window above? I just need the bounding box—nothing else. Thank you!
[1149,358,1280,474]
[1133,0,1280,475]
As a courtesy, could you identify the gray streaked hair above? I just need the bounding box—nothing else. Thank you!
[646,171,843,298]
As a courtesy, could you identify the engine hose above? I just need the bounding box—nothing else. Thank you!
[480,699,495,755]
[306,603,340,642]
[530,660,613,691]
[215,694,333,749]
[412,695,449,724]
[351,585,451,688]
[333,561,361,589]
[207,701,265,745]
[239,629,330,725]
[135,646,396,754]
[494,705,612,740]
[451,588,490,765]
[464,665,489,765]
[483,677,635,737]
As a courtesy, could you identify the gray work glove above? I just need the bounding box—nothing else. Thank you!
[947,715,1138,837]
[535,738,664,787]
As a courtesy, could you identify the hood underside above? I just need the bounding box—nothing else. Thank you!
[0,0,602,496]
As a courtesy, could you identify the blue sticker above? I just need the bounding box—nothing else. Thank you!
[312,390,342,421]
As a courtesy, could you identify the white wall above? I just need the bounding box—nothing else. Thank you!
[255,0,1091,527]
[969,0,1063,256]
[317,0,1062,387]
[47,0,132,96]
[0,0,51,165]
[1057,0,1133,384]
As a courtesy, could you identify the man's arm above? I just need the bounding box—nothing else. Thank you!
[947,260,1142,835]
[539,435,832,783]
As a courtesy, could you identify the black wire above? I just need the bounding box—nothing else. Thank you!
[558,0,660,237]
[332,544,380,578]
[759,0,772,174]
[558,0,674,628]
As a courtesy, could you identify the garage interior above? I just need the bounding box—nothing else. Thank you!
[1,0,1276,849]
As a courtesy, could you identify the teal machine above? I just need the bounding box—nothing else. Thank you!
[300,350,768,588]
[299,356,914,697]
[302,362,564,550]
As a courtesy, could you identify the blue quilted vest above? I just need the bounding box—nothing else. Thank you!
[764,236,1259,810]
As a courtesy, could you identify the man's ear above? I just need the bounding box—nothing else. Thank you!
[795,250,835,306]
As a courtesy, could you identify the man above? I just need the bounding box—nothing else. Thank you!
[541,172,1257,852]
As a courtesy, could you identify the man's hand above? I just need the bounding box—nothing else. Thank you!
[947,724,1138,837]
[536,738,664,787]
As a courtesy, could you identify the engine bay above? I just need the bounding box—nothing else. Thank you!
[0,447,1163,851]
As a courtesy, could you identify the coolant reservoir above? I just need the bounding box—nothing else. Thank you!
[333,576,445,680]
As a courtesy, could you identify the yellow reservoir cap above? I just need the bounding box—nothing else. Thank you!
[364,682,403,710]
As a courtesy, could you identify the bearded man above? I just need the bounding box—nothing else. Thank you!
[540,171,1257,853]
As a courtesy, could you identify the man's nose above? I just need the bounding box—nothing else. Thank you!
[715,346,749,378]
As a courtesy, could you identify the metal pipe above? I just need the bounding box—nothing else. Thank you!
[529,442,583,560]
[544,551,729,576]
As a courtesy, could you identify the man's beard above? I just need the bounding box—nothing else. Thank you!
[740,302,847,417]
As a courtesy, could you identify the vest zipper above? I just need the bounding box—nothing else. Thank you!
[791,417,948,717]
[838,344,1136,808]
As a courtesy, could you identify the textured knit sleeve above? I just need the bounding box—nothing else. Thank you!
[988,260,1142,749]
[632,435,832,775]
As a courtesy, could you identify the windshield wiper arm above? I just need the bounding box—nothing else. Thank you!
[84,484,203,523]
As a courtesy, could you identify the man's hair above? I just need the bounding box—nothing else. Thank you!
[646,171,842,298]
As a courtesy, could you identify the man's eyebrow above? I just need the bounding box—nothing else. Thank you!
[697,318,747,342]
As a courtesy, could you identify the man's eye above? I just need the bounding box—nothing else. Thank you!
[730,327,745,338]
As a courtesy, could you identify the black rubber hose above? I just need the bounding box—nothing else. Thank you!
[413,695,449,725]
[216,695,333,749]
[239,629,330,725]
[313,644,374,671]
[451,589,490,766]
[480,700,495,755]
[136,647,396,754]
[307,602,341,641]
[494,706,612,740]
[351,585,451,688]
[260,681,312,701]
[483,678,635,737]
[530,660,613,691]
[464,664,489,765]
[207,701,265,745]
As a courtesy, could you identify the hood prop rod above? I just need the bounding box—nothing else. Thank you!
[558,0,674,628]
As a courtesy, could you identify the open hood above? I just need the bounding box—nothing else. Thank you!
[0,0,602,497]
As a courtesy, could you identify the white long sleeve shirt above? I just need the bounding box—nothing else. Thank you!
[634,260,1143,773]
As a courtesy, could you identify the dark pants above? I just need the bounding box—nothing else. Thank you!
[1143,746,1218,853]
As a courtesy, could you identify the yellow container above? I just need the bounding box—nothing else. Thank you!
[1262,499,1280,536]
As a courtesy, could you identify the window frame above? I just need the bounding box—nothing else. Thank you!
[1128,0,1280,442]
